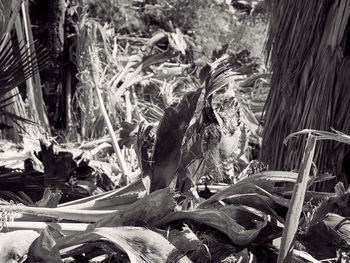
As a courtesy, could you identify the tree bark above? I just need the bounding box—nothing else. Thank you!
[45,0,66,127]
[261,0,350,190]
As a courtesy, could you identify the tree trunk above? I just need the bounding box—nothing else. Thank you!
[45,0,66,128]
[261,0,350,190]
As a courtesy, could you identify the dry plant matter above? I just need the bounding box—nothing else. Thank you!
[1,66,350,261]
[262,0,350,190]
[4,0,350,262]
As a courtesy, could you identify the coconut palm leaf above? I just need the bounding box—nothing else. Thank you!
[0,92,19,106]
[0,35,50,129]
[1,109,38,126]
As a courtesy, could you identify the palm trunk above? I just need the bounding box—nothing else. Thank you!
[45,0,66,127]
[261,0,350,190]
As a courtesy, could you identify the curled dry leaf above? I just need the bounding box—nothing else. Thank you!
[55,226,192,263]
[198,171,299,208]
[300,213,350,259]
[168,224,210,262]
[168,28,187,55]
[35,187,61,208]
[224,192,286,223]
[28,225,63,262]
[155,205,267,246]
[90,187,176,229]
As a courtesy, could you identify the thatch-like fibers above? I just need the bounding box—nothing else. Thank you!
[262,0,350,189]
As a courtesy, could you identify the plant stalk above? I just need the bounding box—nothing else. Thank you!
[89,38,129,177]
[277,133,317,262]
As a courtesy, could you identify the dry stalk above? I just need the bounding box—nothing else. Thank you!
[88,30,129,178]
[277,133,317,262]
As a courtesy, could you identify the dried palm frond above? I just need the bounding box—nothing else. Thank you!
[0,0,22,40]
[0,35,50,129]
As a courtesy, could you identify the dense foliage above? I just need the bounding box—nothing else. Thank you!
[5,1,350,263]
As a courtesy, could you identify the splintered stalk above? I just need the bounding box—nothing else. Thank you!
[277,133,317,262]
[89,38,129,178]
[5,221,88,234]
[93,78,129,177]
[125,89,132,123]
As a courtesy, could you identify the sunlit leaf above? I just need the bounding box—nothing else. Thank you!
[156,205,267,246]
[198,171,299,207]
[28,225,63,262]
[90,187,176,229]
[55,226,192,263]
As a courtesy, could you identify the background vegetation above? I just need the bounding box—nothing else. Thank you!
[2,0,350,262]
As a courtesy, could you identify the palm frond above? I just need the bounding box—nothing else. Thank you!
[0,37,50,90]
[0,35,50,129]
